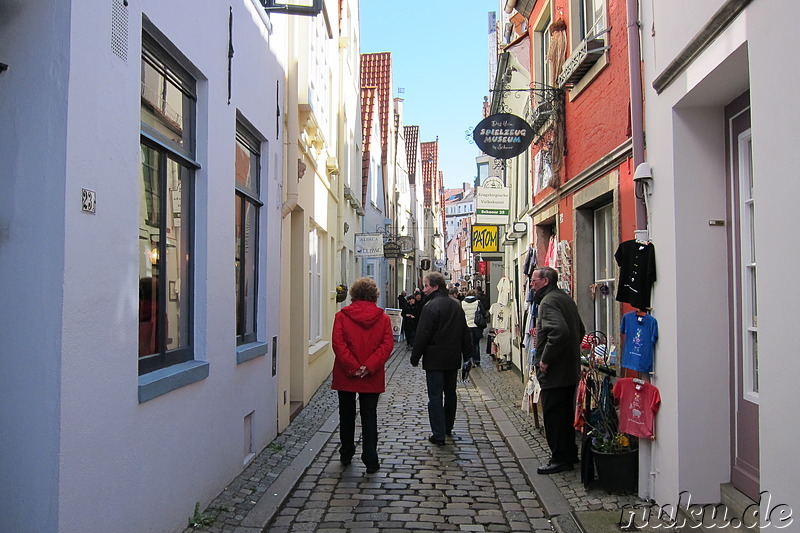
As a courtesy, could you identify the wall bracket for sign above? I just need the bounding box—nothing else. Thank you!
[475,78,565,173]
[490,81,564,138]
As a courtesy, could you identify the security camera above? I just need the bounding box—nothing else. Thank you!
[633,162,653,182]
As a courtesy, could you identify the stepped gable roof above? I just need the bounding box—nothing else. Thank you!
[360,52,392,165]
[404,125,419,185]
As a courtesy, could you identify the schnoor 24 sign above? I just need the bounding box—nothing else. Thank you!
[472,113,534,159]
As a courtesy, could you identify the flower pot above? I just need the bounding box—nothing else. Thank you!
[592,448,638,493]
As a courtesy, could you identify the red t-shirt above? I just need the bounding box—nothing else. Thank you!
[612,378,661,439]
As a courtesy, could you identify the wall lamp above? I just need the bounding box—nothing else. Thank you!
[634,162,653,199]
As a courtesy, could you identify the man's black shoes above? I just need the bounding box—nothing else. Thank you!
[428,436,445,445]
[536,462,573,475]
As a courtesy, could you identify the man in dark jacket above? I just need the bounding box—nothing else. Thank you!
[532,266,586,474]
[411,272,473,445]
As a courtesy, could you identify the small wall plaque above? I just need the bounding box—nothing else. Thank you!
[81,188,96,214]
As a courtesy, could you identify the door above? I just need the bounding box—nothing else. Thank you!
[726,92,759,501]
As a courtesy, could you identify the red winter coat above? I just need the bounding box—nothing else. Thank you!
[331,300,394,393]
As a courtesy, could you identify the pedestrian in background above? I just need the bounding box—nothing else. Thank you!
[331,277,394,473]
[411,272,473,445]
[531,267,586,474]
[397,289,407,310]
[402,295,419,348]
[461,289,485,367]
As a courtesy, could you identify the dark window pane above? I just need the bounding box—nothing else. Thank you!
[165,158,191,351]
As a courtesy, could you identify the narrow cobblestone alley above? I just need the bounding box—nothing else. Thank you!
[185,342,641,533]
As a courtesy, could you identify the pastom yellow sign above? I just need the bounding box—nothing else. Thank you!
[471,225,500,253]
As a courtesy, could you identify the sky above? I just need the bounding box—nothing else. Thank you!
[359,1,494,190]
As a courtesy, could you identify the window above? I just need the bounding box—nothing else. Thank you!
[581,0,606,39]
[738,130,758,396]
[560,0,608,89]
[370,163,380,206]
[309,226,322,343]
[138,33,196,375]
[477,162,489,185]
[536,15,552,90]
[593,204,614,340]
[235,124,262,346]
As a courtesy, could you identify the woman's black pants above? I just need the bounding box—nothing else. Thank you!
[337,391,380,468]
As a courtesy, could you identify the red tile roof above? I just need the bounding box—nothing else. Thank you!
[420,141,438,209]
[361,52,392,166]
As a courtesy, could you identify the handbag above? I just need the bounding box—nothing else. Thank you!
[474,301,487,329]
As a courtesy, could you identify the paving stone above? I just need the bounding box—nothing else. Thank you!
[182,344,640,532]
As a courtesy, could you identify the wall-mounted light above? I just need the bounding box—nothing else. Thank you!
[260,0,322,16]
[508,221,527,238]
[633,162,653,183]
[634,161,653,200]
[149,247,159,265]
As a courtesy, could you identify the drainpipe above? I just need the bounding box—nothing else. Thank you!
[626,0,647,231]
[282,48,299,218]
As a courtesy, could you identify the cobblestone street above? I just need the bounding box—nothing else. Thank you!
[185,341,640,533]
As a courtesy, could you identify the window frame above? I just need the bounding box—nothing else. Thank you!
[592,203,615,339]
[138,32,197,376]
[309,225,323,344]
[235,123,263,346]
[737,129,758,400]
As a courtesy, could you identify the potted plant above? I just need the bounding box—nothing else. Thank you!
[585,375,638,493]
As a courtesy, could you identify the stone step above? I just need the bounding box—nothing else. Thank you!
[675,484,759,532]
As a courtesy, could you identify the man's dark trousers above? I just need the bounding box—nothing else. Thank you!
[425,369,458,440]
[540,384,578,464]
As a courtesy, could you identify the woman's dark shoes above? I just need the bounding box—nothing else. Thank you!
[536,462,573,475]
[428,435,445,445]
[365,464,380,474]
[340,455,353,466]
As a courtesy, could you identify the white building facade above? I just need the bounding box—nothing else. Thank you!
[640,0,800,518]
[0,1,287,531]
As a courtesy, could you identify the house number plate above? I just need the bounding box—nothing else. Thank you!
[81,188,96,214]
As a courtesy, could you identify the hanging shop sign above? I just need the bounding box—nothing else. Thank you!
[383,241,402,258]
[476,185,510,224]
[355,233,384,258]
[472,113,534,159]
[471,225,500,253]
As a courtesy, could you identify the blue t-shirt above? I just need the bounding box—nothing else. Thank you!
[620,312,658,372]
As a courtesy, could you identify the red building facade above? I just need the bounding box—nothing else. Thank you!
[497,0,643,347]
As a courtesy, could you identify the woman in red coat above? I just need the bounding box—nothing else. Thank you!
[331,277,394,473]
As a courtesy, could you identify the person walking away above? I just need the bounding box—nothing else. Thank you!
[402,295,419,348]
[411,272,473,445]
[331,278,395,473]
[461,289,485,366]
[531,266,586,474]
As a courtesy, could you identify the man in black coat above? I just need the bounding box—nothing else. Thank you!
[411,272,473,445]
[532,266,586,474]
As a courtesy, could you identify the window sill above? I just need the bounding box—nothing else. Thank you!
[236,341,269,364]
[138,360,210,403]
[308,340,329,363]
[567,54,608,101]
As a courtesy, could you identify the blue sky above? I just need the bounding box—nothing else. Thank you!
[359,1,494,190]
